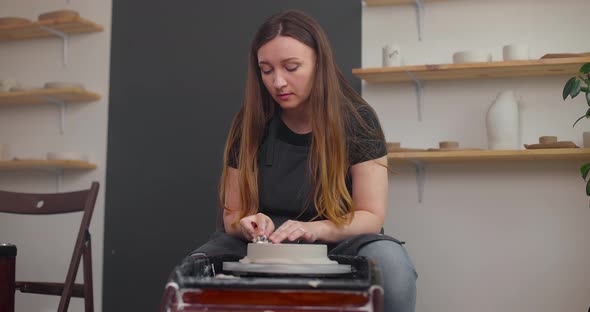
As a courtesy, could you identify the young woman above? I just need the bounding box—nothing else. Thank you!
[192,10,417,312]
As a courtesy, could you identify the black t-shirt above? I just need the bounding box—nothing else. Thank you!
[227,104,387,224]
[228,104,387,168]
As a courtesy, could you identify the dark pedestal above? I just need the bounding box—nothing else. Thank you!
[0,244,16,312]
[160,254,384,312]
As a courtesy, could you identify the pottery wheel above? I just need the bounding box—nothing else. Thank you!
[222,262,352,275]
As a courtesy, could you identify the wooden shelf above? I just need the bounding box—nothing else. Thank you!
[0,159,96,171]
[0,17,103,42]
[365,0,444,6]
[353,57,590,83]
[388,148,590,164]
[0,88,100,106]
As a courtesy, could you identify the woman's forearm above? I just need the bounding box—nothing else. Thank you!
[311,210,384,243]
[223,209,244,239]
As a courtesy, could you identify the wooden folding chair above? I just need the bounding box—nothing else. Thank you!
[0,182,99,312]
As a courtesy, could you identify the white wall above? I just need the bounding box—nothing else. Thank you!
[1,0,589,311]
[363,0,590,311]
[0,1,111,311]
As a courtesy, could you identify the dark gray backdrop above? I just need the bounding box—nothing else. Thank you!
[104,1,361,310]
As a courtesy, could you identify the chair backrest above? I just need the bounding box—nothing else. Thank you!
[0,183,98,215]
[0,182,100,312]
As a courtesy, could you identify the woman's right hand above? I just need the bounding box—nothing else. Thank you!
[239,213,275,242]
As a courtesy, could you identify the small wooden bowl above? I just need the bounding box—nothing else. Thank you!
[439,141,459,149]
[539,136,557,144]
[38,10,80,21]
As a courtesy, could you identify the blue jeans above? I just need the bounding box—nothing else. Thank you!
[358,240,417,312]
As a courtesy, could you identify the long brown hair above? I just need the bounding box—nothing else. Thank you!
[219,10,384,228]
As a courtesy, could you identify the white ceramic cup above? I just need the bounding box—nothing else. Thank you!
[503,44,529,61]
[452,51,492,64]
[583,131,590,148]
[382,44,401,67]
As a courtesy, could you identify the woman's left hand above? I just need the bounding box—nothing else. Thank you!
[268,220,318,244]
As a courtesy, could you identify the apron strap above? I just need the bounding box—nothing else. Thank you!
[265,110,281,167]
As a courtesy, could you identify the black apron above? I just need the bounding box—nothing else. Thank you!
[192,111,404,257]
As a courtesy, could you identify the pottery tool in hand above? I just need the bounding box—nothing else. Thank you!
[252,235,269,244]
[251,221,269,244]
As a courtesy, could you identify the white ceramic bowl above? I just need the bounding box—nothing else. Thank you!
[453,51,492,64]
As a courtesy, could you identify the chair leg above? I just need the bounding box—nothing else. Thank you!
[83,236,94,312]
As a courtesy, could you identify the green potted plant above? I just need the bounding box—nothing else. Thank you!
[562,62,590,195]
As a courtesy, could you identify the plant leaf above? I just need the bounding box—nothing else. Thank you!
[580,63,590,74]
[586,180,590,196]
[571,79,582,98]
[581,162,590,181]
[572,108,590,127]
[572,114,586,127]
[563,77,576,100]
[587,91,590,106]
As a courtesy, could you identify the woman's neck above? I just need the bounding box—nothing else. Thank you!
[280,105,312,134]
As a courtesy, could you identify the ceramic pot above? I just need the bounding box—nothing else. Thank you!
[486,90,520,150]
[382,44,401,67]
[503,44,529,61]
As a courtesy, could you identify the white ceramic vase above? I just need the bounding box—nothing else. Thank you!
[486,90,520,150]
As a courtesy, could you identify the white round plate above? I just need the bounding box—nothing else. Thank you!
[222,262,351,275]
